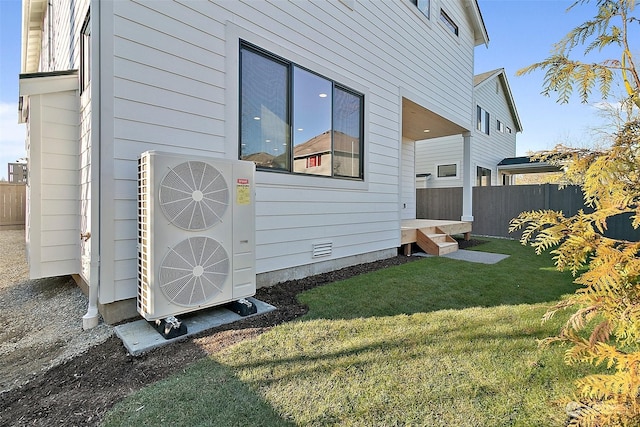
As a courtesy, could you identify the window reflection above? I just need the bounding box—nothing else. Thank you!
[333,87,361,178]
[293,68,332,176]
[239,42,364,180]
[240,48,290,170]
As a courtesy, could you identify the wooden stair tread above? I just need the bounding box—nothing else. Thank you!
[415,228,459,256]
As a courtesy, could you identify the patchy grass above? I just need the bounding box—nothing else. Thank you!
[104,238,601,427]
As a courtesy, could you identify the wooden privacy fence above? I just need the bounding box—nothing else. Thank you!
[417,184,640,241]
[0,183,26,230]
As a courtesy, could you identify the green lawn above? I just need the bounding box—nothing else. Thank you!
[103,238,603,427]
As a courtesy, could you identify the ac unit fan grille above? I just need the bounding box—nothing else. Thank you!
[159,236,230,307]
[159,160,229,231]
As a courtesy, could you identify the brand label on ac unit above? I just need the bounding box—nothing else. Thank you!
[236,178,250,205]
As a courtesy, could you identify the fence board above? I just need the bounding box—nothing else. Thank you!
[417,184,640,241]
[0,183,26,230]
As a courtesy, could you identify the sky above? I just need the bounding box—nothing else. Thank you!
[0,0,631,180]
[475,0,625,155]
[0,0,24,180]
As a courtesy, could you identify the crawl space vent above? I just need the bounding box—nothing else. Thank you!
[312,242,333,258]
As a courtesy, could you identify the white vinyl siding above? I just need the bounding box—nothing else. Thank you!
[416,71,518,188]
[40,0,479,302]
[39,0,90,73]
[415,135,464,188]
[20,77,80,279]
[472,75,517,185]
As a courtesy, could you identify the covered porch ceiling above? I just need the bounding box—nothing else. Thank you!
[402,97,468,141]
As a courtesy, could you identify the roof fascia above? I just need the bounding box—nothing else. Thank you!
[498,72,523,132]
[475,69,523,133]
[466,0,489,47]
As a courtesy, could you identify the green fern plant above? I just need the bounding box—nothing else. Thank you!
[510,121,640,426]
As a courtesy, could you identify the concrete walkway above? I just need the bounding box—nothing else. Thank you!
[415,249,509,264]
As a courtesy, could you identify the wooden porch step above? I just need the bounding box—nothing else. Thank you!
[415,227,459,256]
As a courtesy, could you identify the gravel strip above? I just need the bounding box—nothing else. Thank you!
[0,230,113,393]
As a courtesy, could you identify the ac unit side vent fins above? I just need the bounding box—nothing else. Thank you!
[312,242,333,258]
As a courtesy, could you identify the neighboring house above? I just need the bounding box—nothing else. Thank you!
[18,0,488,326]
[8,163,28,184]
[497,155,563,183]
[415,68,522,188]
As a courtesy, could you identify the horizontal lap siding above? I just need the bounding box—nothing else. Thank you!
[415,136,465,188]
[30,1,88,279]
[105,0,476,297]
[33,91,80,278]
[473,77,517,185]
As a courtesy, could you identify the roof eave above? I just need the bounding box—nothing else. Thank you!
[475,69,524,133]
[467,0,489,47]
[21,0,47,74]
[498,72,523,133]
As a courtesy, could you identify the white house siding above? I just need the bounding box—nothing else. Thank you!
[472,77,517,185]
[39,0,89,73]
[34,0,91,278]
[23,88,80,279]
[88,0,479,303]
[415,72,518,188]
[415,135,464,188]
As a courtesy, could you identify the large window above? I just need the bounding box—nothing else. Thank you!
[240,42,364,179]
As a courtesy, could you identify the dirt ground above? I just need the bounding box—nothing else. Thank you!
[0,238,483,427]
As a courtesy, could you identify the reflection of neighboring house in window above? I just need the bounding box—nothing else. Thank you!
[243,152,282,170]
[293,131,361,177]
[293,131,332,176]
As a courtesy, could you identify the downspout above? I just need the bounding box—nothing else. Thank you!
[82,2,99,330]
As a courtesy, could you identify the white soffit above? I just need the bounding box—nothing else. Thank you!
[21,0,48,73]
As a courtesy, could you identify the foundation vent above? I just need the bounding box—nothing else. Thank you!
[312,241,333,258]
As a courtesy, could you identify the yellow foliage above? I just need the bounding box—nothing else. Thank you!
[512,2,640,424]
[510,121,640,426]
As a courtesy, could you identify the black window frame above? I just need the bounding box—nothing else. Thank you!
[239,41,365,180]
[437,163,457,178]
[80,9,91,94]
[439,9,459,36]
[477,105,490,135]
[476,166,492,186]
[409,0,430,19]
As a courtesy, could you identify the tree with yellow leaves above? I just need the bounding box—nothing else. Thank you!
[510,1,640,425]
